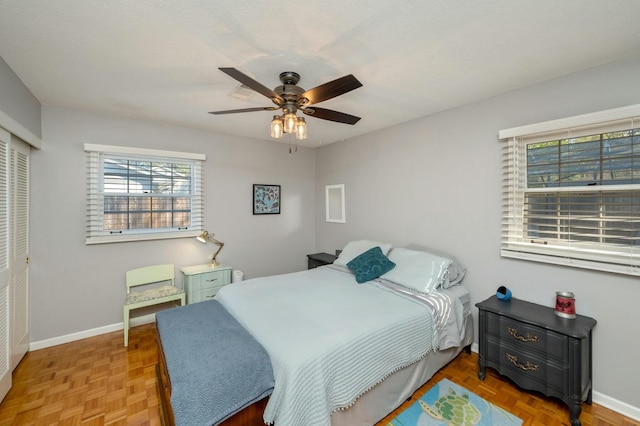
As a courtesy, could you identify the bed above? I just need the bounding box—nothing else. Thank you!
[156,242,473,426]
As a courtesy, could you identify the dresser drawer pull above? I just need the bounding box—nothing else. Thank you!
[506,353,540,372]
[507,326,539,343]
[205,278,218,282]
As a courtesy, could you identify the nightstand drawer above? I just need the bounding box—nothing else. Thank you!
[488,312,568,361]
[194,285,225,302]
[192,270,229,291]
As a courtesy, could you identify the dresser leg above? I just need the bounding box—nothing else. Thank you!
[585,388,593,405]
[477,352,486,380]
[569,403,582,426]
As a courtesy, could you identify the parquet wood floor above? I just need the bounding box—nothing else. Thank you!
[378,349,640,426]
[0,324,637,425]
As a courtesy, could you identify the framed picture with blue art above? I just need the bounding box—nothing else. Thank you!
[253,184,281,215]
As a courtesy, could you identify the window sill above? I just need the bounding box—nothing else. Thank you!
[86,230,201,245]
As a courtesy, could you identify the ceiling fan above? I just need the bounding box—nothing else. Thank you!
[209,68,363,135]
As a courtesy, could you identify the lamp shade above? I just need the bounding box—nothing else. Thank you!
[271,116,283,138]
[283,112,297,134]
[295,117,307,140]
[197,230,209,243]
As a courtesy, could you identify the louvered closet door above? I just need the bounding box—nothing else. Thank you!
[0,128,11,402]
[10,137,29,370]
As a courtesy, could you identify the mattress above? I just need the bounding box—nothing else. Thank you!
[443,283,471,316]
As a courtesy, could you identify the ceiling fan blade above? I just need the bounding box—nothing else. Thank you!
[219,68,284,105]
[302,107,361,125]
[209,106,280,115]
[298,74,363,106]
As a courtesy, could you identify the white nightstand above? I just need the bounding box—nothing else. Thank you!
[180,264,232,304]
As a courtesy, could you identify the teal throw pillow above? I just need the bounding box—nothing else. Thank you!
[347,246,396,284]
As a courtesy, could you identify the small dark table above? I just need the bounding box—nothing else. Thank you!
[306,252,337,269]
[476,296,596,426]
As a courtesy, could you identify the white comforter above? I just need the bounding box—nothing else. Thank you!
[216,266,440,426]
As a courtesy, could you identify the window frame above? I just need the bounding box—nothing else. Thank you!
[500,104,640,276]
[85,144,205,244]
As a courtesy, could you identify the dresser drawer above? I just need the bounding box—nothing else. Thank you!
[487,312,568,361]
[486,337,569,396]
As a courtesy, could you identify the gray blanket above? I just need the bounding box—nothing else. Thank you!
[156,300,274,426]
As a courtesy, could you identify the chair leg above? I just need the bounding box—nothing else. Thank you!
[124,307,129,347]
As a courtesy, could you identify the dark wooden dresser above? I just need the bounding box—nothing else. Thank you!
[476,295,597,426]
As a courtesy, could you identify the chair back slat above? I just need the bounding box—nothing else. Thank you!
[125,264,175,294]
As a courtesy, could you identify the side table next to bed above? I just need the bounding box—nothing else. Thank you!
[476,295,596,426]
[181,263,232,304]
[306,252,337,269]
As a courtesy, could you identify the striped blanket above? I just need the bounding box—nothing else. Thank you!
[216,266,441,426]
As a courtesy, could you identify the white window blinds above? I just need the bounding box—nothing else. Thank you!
[500,105,640,275]
[85,144,205,244]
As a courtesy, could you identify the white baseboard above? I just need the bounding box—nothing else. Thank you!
[593,390,640,421]
[29,313,156,351]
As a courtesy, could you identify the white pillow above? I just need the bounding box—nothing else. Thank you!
[405,244,466,287]
[333,240,392,267]
[381,248,452,293]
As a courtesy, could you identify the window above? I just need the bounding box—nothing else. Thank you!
[85,144,205,244]
[500,105,640,275]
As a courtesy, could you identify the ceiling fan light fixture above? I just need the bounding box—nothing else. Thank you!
[212,68,363,145]
[295,117,307,140]
[270,116,284,138]
[283,112,297,134]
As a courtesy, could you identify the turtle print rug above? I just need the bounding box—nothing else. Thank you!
[388,378,522,426]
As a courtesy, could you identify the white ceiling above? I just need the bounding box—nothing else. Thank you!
[1,1,640,148]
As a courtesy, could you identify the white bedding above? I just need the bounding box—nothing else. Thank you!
[216,265,462,426]
[375,278,465,350]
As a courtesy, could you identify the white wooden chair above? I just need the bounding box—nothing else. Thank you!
[123,264,185,347]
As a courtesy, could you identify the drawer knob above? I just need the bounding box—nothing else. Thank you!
[507,326,539,343]
[506,353,540,372]
[205,278,218,282]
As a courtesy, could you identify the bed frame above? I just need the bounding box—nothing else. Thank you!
[155,314,473,426]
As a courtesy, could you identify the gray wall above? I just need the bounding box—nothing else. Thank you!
[30,106,316,341]
[0,56,41,140]
[314,54,640,408]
